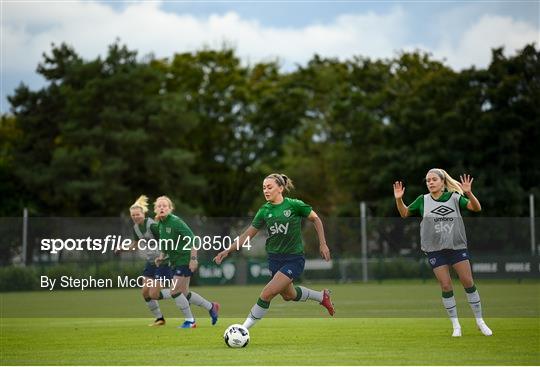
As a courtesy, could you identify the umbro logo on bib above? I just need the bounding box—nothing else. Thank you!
[431,205,455,216]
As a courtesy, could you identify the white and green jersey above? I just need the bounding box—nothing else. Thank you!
[409,191,470,252]
[133,218,160,261]
[251,197,312,255]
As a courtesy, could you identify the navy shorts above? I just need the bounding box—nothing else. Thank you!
[425,249,470,269]
[268,253,305,280]
[143,262,173,280]
[172,265,193,277]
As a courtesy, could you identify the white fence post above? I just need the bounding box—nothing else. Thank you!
[530,194,536,256]
[360,202,368,282]
[22,208,28,266]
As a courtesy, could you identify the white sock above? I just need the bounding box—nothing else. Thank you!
[172,293,194,322]
[466,289,483,320]
[160,289,172,299]
[242,298,270,329]
[442,293,460,329]
[146,299,163,319]
[294,286,323,302]
[187,291,212,311]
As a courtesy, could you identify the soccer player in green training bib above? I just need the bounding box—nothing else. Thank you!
[393,168,492,337]
[214,173,335,329]
[154,196,220,329]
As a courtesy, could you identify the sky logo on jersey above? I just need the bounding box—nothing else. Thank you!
[435,222,454,233]
[268,222,289,236]
[431,205,455,216]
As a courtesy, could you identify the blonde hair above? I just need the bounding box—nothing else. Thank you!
[428,168,463,195]
[130,195,149,214]
[265,173,295,193]
[154,195,175,210]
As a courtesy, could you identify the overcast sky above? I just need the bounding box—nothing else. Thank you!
[2,1,539,113]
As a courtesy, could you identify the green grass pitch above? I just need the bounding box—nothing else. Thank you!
[1,281,539,365]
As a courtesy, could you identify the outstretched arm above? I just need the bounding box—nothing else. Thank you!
[213,225,259,264]
[308,210,331,261]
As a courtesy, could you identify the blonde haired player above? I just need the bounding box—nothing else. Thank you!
[117,195,172,326]
[393,169,492,337]
[154,196,220,328]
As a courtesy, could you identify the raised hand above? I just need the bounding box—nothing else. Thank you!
[460,174,474,194]
[393,181,405,199]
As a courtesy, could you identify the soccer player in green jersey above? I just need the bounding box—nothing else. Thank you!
[214,173,335,329]
[116,195,172,326]
[154,196,220,329]
[393,168,492,337]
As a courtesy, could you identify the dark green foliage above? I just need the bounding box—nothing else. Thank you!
[3,42,538,222]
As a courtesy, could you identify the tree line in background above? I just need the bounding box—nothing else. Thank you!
[1,42,539,219]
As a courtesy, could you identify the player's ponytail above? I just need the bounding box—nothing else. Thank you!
[266,173,295,193]
[130,195,149,213]
[280,174,294,193]
[428,168,463,195]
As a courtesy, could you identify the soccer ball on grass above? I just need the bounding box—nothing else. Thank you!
[223,324,250,348]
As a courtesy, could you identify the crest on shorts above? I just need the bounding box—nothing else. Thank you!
[283,210,291,218]
[429,258,436,265]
